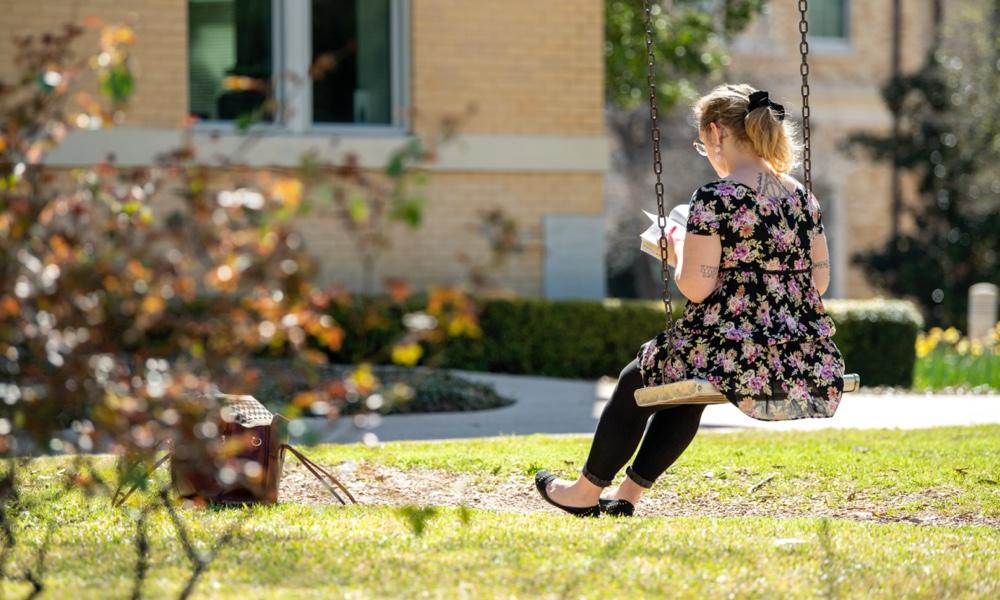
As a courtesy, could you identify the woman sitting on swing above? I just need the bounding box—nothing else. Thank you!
[534,83,846,517]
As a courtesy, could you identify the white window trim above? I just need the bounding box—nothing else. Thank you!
[45,129,610,172]
[192,0,409,135]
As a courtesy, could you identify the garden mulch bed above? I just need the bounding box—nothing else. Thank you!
[280,460,1000,529]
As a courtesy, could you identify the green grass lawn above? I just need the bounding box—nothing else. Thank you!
[305,426,1000,522]
[6,426,1000,598]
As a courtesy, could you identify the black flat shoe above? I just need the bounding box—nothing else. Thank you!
[534,470,601,518]
[599,498,635,517]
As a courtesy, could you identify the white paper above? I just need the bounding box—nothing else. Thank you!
[640,205,689,260]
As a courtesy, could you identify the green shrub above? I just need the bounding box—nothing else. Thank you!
[824,299,923,387]
[438,298,676,379]
[320,296,922,388]
[323,298,411,364]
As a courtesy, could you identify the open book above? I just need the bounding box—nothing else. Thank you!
[640,205,689,260]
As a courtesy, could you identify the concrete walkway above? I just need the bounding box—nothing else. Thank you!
[293,369,1000,444]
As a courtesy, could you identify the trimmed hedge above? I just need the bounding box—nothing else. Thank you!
[438,299,680,380]
[822,299,924,387]
[321,296,923,388]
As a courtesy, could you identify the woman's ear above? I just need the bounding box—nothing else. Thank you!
[708,122,723,145]
[709,123,724,161]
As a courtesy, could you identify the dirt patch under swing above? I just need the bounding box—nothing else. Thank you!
[280,460,1000,529]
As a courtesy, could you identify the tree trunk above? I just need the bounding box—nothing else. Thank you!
[607,106,665,299]
[889,0,902,239]
[932,0,943,49]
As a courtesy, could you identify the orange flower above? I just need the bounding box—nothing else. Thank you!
[385,278,411,303]
[318,326,344,351]
[81,15,106,29]
[100,25,136,50]
[140,295,165,316]
[126,259,151,281]
[223,75,265,92]
[50,235,72,261]
[0,296,20,318]
[271,178,303,208]
[293,392,318,408]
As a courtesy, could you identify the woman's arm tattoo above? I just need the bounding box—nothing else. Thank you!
[813,260,830,269]
[700,265,719,278]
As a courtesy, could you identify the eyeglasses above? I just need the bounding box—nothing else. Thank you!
[692,139,708,157]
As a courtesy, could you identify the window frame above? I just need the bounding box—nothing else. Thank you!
[809,0,852,53]
[190,0,410,135]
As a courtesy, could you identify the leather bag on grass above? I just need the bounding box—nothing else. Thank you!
[113,393,356,507]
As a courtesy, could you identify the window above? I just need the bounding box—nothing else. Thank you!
[188,0,405,129]
[312,1,393,124]
[809,0,849,40]
[188,0,273,121]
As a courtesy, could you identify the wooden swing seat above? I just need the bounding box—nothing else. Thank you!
[634,373,860,408]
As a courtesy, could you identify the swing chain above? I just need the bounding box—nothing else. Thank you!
[642,0,674,331]
[642,1,811,330]
[798,0,813,198]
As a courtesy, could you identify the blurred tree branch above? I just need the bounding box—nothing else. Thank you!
[0,15,491,598]
[845,4,1000,327]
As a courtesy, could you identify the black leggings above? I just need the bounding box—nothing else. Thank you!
[581,358,705,488]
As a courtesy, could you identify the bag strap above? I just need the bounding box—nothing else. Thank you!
[111,443,359,507]
[112,451,172,508]
[282,444,358,505]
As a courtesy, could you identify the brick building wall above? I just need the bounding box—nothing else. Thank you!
[0,0,189,128]
[411,0,605,136]
[370,0,606,295]
[299,172,604,295]
[1,0,608,298]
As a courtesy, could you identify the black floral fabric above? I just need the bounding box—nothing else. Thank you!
[637,178,845,421]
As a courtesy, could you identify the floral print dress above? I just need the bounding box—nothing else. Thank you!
[637,178,845,421]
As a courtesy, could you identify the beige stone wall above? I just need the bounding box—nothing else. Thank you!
[0,0,606,135]
[732,1,935,84]
[728,0,939,298]
[296,172,604,296]
[411,0,605,136]
[0,0,189,128]
[393,0,607,294]
[0,0,607,297]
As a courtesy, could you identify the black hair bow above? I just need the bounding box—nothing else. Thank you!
[746,90,785,122]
